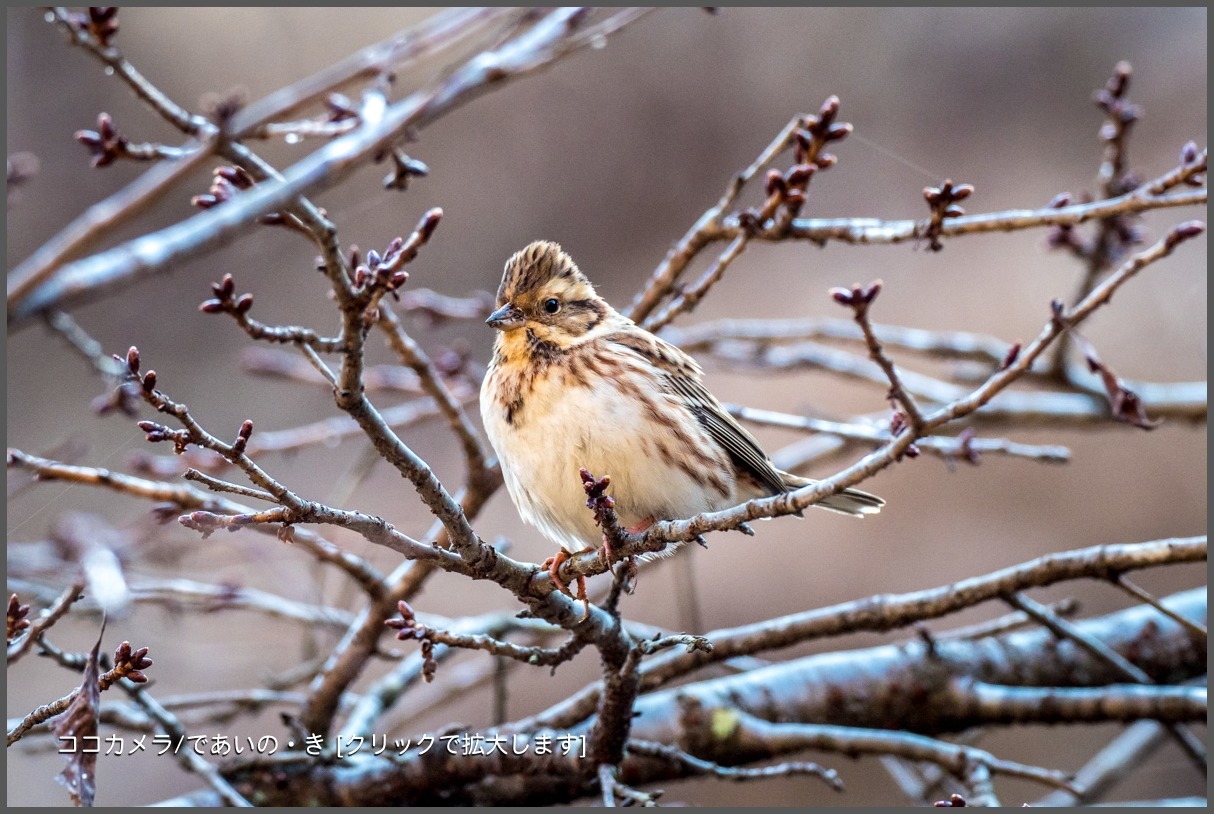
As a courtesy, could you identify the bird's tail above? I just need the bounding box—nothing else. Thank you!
[779,470,885,517]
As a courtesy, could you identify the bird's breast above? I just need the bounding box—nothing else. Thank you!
[481,350,736,549]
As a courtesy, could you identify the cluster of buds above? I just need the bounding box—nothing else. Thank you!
[795,95,853,168]
[199,273,254,317]
[138,420,191,455]
[353,208,443,303]
[75,113,128,168]
[383,148,430,191]
[1044,192,1086,254]
[1094,61,1141,148]
[934,793,968,808]
[68,6,119,47]
[1045,189,1141,260]
[1178,141,1207,187]
[759,162,817,223]
[580,468,638,572]
[888,411,921,459]
[829,279,882,312]
[192,166,292,226]
[99,641,152,690]
[741,96,853,231]
[192,166,254,209]
[117,346,158,396]
[353,240,410,297]
[922,179,974,251]
[194,165,298,227]
[579,468,618,533]
[7,594,31,644]
[384,600,437,682]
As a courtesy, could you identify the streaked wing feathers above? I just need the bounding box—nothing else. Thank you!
[606,328,789,496]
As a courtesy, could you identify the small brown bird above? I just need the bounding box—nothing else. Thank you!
[480,241,883,602]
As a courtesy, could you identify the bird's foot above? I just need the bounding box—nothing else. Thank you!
[541,548,592,621]
[540,549,574,597]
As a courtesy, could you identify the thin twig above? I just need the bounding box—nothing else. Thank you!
[1035,720,1169,806]
[183,469,277,503]
[627,115,802,324]
[6,581,86,665]
[714,187,1204,247]
[665,315,1015,365]
[121,685,252,806]
[703,707,1078,793]
[833,280,926,430]
[729,405,1071,464]
[7,449,388,597]
[1113,575,1207,637]
[643,230,750,332]
[711,340,1206,427]
[378,303,493,488]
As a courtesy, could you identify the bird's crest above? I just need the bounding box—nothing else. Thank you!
[497,241,590,304]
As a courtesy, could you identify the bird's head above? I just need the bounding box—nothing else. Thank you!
[487,241,613,351]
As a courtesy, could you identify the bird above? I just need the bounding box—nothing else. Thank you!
[479,241,883,608]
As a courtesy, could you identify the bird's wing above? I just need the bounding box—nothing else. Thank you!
[665,371,790,496]
[605,327,789,496]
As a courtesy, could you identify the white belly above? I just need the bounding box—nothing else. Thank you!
[481,364,736,550]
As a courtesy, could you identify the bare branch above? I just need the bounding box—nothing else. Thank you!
[717,186,1204,247]
[627,115,803,324]
[6,581,85,665]
[9,8,652,325]
[729,405,1071,464]
[1035,720,1169,806]
[665,315,1016,365]
[676,705,1077,793]
[378,303,495,489]
[831,279,926,431]
[1113,575,1207,638]
[1004,592,1206,767]
[526,538,1205,731]
[386,600,587,678]
[627,738,844,790]
[7,448,388,596]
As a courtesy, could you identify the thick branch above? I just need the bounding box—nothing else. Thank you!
[526,537,1204,731]
[175,588,1203,806]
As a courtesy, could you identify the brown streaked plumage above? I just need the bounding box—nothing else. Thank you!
[479,241,883,601]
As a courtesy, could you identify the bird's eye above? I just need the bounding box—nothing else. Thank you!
[543,298,560,314]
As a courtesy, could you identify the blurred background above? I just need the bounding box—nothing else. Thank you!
[7,7,1206,807]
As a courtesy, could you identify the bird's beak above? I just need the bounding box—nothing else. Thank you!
[485,303,525,331]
